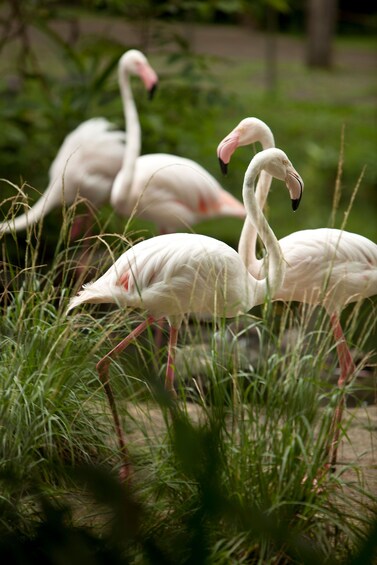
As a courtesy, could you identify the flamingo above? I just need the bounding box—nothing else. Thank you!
[67,147,304,480]
[0,50,158,240]
[109,57,246,234]
[217,117,377,470]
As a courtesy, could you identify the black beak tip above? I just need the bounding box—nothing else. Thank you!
[219,158,228,176]
[291,197,301,212]
[148,83,158,100]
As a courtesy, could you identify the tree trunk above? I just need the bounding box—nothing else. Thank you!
[306,0,338,68]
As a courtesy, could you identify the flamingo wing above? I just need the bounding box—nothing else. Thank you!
[68,233,253,321]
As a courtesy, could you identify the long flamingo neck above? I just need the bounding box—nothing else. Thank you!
[112,66,141,203]
[238,131,274,275]
[242,159,285,304]
[238,170,272,273]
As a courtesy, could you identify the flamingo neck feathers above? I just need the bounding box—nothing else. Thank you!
[243,153,285,306]
[238,170,272,273]
[238,127,275,275]
[111,62,141,207]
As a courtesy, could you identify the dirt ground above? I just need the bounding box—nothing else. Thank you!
[125,401,377,498]
[339,405,377,494]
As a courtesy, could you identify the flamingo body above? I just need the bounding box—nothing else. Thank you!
[274,228,377,311]
[68,233,256,324]
[47,118,125,208]
[113,153,246,233]
[110,53,246,233]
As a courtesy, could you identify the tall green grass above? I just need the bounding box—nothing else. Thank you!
[0,192,376,563]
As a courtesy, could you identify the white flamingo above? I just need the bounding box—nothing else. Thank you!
[67,147,303,480]
[217,117,377,469]
[0,50,158,238]
[110,58,246,234]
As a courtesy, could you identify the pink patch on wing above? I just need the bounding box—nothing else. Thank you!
[198,197,209,214]
[118,271,130,291]
[173,197,213,215]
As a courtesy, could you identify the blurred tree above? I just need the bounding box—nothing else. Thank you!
[306,0,338,67]
[239,0,291,94]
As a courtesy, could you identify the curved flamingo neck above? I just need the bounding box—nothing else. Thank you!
[238,130,275,275]
[111,62,141,206]
[243,153,285,306]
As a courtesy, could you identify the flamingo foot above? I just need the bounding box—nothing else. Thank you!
[166,385,178,400]
[301,473,326,494]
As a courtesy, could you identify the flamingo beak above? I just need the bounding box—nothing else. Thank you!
[217,131,240,176]
[286,168,304,211]
[148,81,158,100]
[138,62,159,100]
[218,157,228,175]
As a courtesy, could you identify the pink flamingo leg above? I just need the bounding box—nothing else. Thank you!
[165,326,179,397]
[96,316,155,481]
[328,313,356,470]
[70,213,92,242]
[71,210,96,280]
[154,318,166,350]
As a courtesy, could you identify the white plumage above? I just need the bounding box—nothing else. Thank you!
[1,48,245,238]
[217,116,377,470]
[113,153,246,233]
[217,117,377,314]
[69,148,302,328]
[68,232,255,326]
[68,148,302,480]
[110,53,246,233]
[275,228,377,311]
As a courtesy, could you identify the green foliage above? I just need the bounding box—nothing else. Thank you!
[0,210,376,561]
[0,272,112,491]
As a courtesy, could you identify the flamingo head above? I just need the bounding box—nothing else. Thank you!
[259,148,304,211]
[119,49,158,99]
[217,117,275,175]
